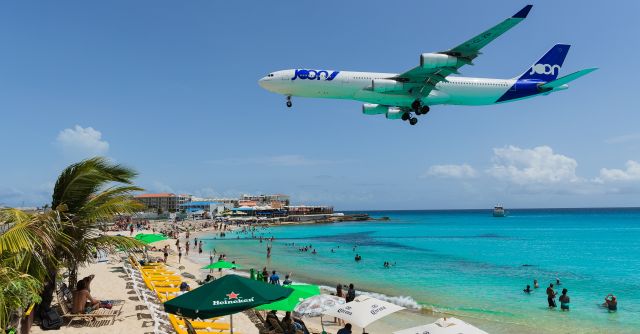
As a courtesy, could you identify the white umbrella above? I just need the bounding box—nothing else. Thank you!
[294,294,345,317]
[392,317,488,334]
[324,295,405,330]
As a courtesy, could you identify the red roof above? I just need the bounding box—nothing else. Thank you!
[135,193,175,198]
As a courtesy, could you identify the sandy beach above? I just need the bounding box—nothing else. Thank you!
[32,227,258,334]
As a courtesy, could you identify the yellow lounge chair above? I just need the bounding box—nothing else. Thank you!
[168,313,237,334]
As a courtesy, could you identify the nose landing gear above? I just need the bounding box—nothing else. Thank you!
[286,96,292,108]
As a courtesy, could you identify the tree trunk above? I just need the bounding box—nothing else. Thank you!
[67,264,78,291]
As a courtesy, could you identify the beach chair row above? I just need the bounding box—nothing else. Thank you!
[124,255,238,334]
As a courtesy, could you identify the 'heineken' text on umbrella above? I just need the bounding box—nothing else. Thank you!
[163,274,292,319]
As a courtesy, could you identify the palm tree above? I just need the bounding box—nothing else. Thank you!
[0,209,65,332]
[37,157,145,308]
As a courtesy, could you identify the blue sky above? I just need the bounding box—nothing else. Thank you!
[0,1,638,210]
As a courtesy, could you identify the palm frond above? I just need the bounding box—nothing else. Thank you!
[52,157,138,212]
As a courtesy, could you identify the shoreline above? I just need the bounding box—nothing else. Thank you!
[185,228,535,334]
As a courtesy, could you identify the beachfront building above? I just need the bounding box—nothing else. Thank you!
[240,194,290,208]
[287,205,334,215]
[179,201,226,214]
[134,193,191,213]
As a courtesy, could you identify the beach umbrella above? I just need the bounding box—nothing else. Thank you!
[392,317,488,334]
[163,274,292,333]
[294,294,346,333]
[294,294,345,317]
[324,295,405,331]
[201,260,241,270]
[255,284,321,311]
[134,233,169,244]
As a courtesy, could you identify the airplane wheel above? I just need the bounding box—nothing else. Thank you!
[286,101,292,108]
[420,106,430,114]
[401,112,411,121]
[409,118,418,125]
[411,99,421,111]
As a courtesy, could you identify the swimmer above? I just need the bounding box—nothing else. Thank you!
[603,294,617,312]
[533,279,539,289]
[523,285,532,293]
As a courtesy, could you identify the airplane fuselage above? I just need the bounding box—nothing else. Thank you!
[259,69,562,108]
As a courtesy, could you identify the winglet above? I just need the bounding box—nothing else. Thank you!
[512,5,533,19]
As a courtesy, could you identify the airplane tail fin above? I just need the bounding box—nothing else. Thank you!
[517,44,571,81]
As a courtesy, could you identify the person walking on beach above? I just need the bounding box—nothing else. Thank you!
[559,288,570,311]
[346,284,356,303]
[185,241,190,256]
[546,283,557,308]
[178,247,182,264]
[163,246,168,263]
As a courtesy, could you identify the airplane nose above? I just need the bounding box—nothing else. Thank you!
[258,77,267,88]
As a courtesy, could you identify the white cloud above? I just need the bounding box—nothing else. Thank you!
[487,145,579,185]
[55,125,109,158]
[597,160,640,182]
[423,164,477,179]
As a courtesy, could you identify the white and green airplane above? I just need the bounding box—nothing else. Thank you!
[258,5,596,125]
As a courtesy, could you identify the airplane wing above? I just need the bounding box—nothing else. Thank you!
[393,5,533,95]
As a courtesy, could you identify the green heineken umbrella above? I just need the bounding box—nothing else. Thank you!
[134,233,169,244]
[163,275,292,333]
[255,284,321,311]
[201,260,241,270]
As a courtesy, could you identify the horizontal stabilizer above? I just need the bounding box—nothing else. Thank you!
[540,68,598,89]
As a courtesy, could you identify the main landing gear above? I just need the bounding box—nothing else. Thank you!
[403,99,430,126]
[286,96,292,108]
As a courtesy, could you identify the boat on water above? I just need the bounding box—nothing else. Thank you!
[493,205,506,217]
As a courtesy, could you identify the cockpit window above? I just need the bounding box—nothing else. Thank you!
[268,74,274,77]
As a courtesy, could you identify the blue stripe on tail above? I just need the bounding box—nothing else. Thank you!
[518,44,571,81]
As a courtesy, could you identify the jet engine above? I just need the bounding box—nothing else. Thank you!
[362,104,388,115]
[385,107,404,120]
[371,79,403,93]
[420,53,460,69]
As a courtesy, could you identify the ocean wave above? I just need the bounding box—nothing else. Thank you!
[318,284,421,310]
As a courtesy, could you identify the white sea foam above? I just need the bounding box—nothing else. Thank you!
[318,284,421,310]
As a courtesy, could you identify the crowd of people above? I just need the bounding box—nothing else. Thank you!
[523,278,618,313]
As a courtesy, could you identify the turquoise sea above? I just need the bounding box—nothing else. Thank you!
[197,209,640,333]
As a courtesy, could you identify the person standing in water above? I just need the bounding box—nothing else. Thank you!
[523,285,532,293]
[346,284,356,303]
[604,294,618,312]
[533,279,539,289]
[546,283,557,308]
[559,288,570,311]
